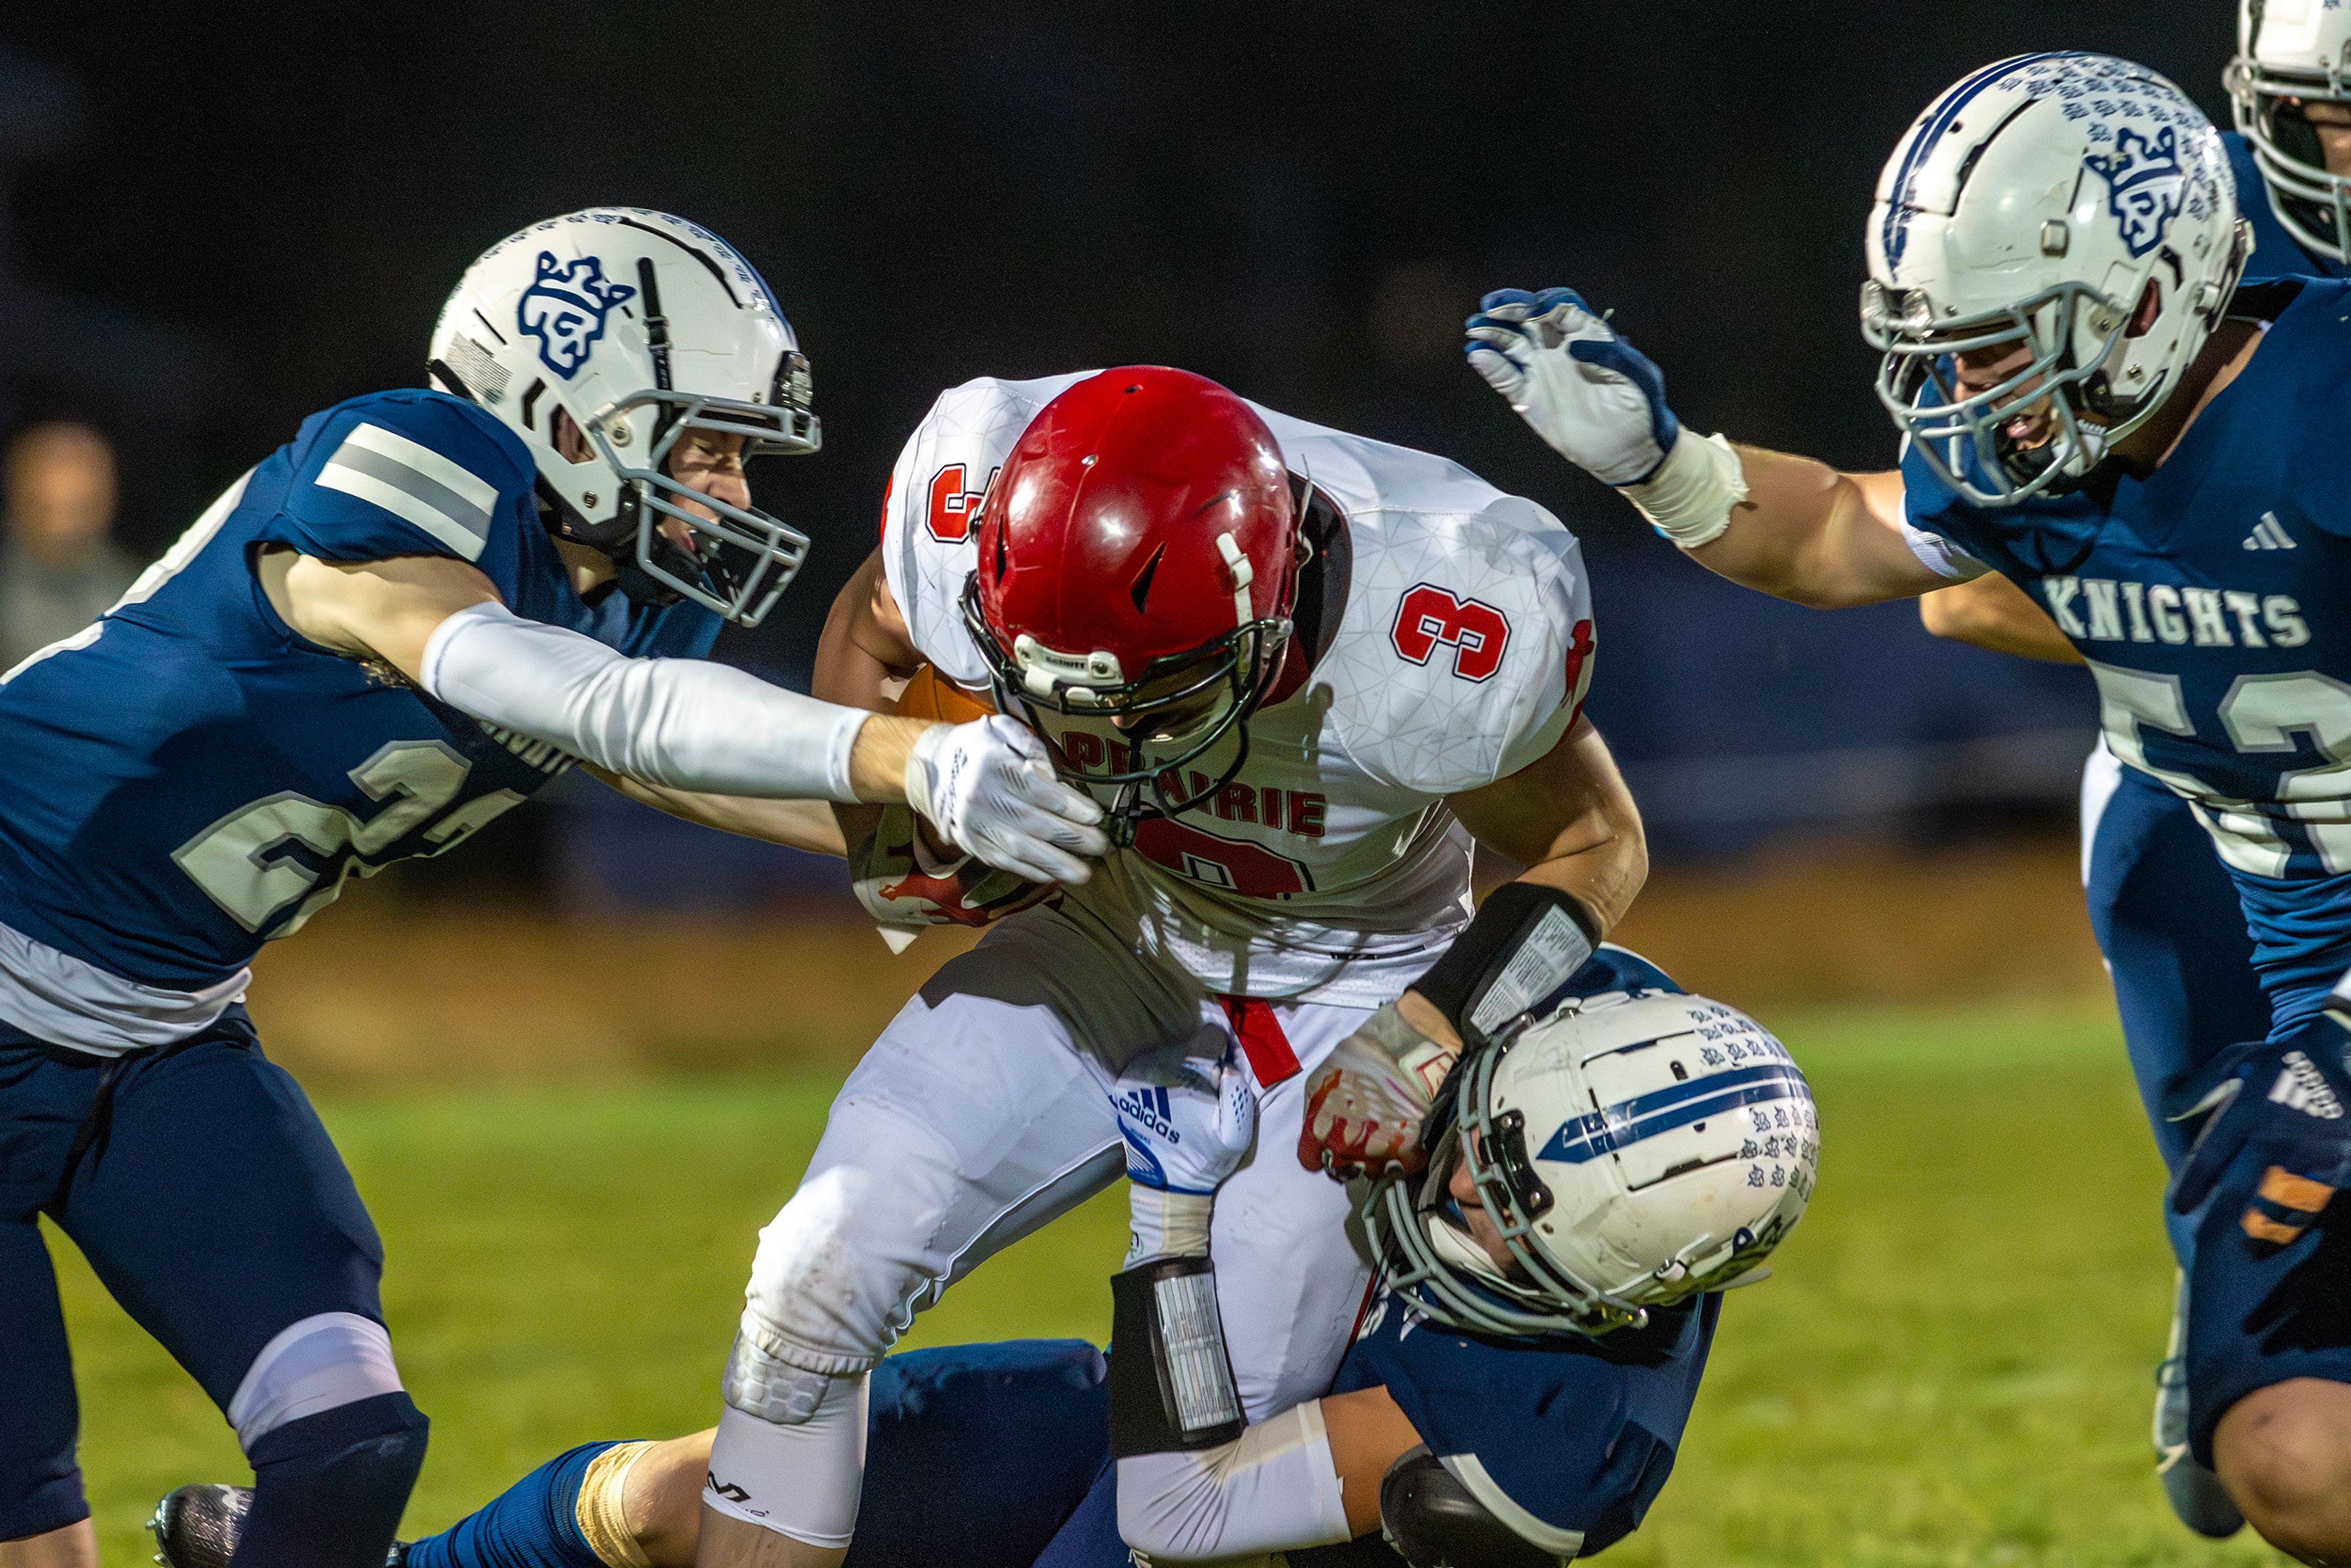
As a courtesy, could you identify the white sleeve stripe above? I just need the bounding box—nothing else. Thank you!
[342,420,503,514]
[315,422,501,561]
[1893,493,1987,582]
[1439,1454,1586,1558]
[317,462,487,560]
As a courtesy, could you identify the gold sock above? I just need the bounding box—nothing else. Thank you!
[575,1441,657,1568]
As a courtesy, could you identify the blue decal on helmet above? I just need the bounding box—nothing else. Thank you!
[517,252,637,378]
[1537,1063,1809,1165]
[2086,124,2188,258]
[1881,52,2071,272]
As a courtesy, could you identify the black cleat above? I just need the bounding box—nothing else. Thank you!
[149,1485,250,1568]
[150,1484,410,1568]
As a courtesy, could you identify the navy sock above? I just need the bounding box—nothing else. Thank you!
[233,1393,429,1568]
[405,1443,622,1568]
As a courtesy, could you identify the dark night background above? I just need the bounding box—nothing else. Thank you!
[0,3,2230,895]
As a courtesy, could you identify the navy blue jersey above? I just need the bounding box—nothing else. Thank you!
[2227,131,2351,285]
[1322,943,1718,1558]
[0,388,717,991]
[1330,1284,1716,1558]
[1902,278,2351,1021]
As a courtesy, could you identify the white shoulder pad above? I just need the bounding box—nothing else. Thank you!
[879,372,1094,685]
[1316,494,1594,796]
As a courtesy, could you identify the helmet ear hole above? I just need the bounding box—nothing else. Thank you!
[1129,542,1166,613]
[2126,278,2164,339]
[550,407,594,465]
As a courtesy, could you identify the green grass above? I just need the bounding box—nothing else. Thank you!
[45,999,2293,1566]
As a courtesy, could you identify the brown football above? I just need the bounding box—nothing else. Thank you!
[890,664,997,724]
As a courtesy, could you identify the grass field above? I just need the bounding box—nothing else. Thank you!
[47,996,2297,1567]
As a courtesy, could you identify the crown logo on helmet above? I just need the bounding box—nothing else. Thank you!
[517,252,637,379]
[2085,124,2188,259]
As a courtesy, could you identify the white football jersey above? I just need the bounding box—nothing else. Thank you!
[881,373,1597,1003]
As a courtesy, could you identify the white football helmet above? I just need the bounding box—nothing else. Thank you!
[2230,0,2351,263]
[429,209,820,626]
[1365,983,1817,1338]
[1862,54,2249,506]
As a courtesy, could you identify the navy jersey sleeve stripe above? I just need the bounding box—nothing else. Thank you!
[266,389,536,603]
[315,422,501,561]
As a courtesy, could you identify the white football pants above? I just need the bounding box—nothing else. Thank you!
[711,898,1381,1540]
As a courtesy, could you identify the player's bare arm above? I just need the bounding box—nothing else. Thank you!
[1690,450,1939,606]
[1397,716,1644,1046]
[811,547,923,853]
[1919,572,2083,665]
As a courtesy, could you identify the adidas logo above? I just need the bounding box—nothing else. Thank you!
[2267,1049,2344,1119]
[2243,512,2297,551]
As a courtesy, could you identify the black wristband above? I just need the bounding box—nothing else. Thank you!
[1107,1258,1245,1457]
[1409,883,1600,1052]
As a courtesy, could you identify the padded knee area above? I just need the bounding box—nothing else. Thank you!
[741,1160,921,1377]
[233,1392,428,1568]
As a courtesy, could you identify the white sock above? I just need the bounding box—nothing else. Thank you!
[703,1373,870,1548]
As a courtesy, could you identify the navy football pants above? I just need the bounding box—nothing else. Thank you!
[2084,755,2351,1460]
[0,1011,389,1540]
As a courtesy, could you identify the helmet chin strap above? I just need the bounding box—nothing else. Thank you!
[1216,533,1254,626]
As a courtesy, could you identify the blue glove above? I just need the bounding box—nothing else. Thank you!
[2171,1010,2351,1250]
[1112,1036,1258,1196]
[1464,287,1682,485]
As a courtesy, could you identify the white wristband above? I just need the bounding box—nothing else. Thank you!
[1127,1187,1215,1266]
[1624,429,1749,549]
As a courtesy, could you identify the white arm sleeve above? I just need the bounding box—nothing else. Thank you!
[419,601,868,801]
[1116,1401,1352,1561]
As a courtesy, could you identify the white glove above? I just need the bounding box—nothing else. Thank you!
[1464,287,1679,482]
[1466,287,1747,547]
[905,715,1109,886]
[1116,1033,1258,1262]
[1295,1002,1455,1182]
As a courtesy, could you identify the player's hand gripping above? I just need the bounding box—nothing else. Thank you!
[1297,1001,1457,1182]
[2172,1009,2351,1250]
[1464,288,1682,485]
[905,715,1109,886]
[1114,1032,1258,1262]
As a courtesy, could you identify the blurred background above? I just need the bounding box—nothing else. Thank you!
[7,8,2293,1564]
[0,1,2177,916]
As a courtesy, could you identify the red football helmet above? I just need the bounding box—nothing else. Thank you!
[960,367,1300,831]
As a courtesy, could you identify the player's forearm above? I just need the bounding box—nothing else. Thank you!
[1684,448,1929,609]
[813,549,920,708]
[419,604,873,801]
[1919,574,2083,664]
[587,768,850,856]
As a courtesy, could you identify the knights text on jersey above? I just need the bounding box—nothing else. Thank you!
[881,374,1597,1003]
[0,388,718,1045]
[1900,280,2351,888]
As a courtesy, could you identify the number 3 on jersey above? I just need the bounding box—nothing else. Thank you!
[174,739,525,937]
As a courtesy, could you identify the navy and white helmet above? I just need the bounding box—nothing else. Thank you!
[1365,981,1817,1338]
[2230,0,2351,262]
[1862,54,2249,506]
[429,209,820,625]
